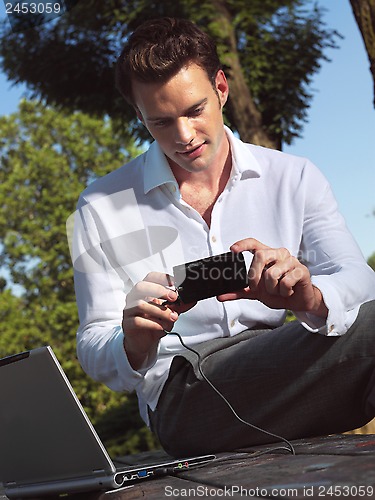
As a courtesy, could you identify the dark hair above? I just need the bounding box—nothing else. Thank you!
[115,17,222,107]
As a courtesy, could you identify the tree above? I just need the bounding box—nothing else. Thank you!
[0,0,339,149]
[0,288,47,355]
[368,252,375,271]
[0,100,159,455]
[349,0,375,106]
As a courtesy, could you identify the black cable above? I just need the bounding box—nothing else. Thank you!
[169,332,296,456]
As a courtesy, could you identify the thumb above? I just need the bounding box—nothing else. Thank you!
[217,287,256,303]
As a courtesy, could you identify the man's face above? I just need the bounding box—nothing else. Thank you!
[133,64,229,175]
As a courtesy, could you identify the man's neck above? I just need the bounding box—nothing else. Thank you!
[169,139,232,191]
[169,146,232,227]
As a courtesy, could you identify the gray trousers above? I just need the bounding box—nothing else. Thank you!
[149,300,375,457]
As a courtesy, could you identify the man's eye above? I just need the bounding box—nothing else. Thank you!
[190,107,204,116]
[153,120,168,128]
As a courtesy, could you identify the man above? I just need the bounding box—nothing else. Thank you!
[72,17,375,457]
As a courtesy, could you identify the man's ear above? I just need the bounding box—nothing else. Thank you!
[215,70,229,108]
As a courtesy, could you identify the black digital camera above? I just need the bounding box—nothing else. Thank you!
[172,251,248,303]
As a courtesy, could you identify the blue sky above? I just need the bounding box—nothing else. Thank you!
[284,2,375,260]
[1,1,374,260]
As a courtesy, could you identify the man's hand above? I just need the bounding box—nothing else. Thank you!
[218,238,328,318]
[122,272,195,370]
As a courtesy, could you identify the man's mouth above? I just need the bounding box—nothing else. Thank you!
[177,142,205,157]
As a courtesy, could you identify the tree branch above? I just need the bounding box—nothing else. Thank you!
[349,0,375,106]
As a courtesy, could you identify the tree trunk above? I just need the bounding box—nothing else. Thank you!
[211,0,278,149]
[349,0,375,107]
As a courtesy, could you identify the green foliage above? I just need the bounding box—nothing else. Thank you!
[235,4,339,146]
[285,309,297,322]
[0,100,158,456]
[0,0,339,148]
[368,253,375,272]
[0,289,47,354]
[94,398,160,457]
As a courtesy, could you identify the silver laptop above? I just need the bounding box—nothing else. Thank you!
[0,346,214,498]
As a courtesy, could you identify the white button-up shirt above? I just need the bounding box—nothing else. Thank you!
[72,127,375,424]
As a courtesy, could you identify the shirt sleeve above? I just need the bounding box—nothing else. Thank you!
[72,195,157,393]
[293,161,375,336]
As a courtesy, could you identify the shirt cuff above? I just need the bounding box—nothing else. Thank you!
[293,310,328,334]
[293,277,360,336]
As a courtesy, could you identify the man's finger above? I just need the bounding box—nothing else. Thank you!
[217,287,256,302]
[230,237,269,254]
[143,271,175,287]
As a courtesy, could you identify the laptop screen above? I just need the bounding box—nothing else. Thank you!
[0,346,115,487]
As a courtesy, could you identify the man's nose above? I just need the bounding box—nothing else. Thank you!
[174,118,195,145]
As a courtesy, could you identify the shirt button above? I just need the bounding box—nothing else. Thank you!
[211,235,217,243]
[230,319,236,328]
[328,324,335,333]
[170,185,176,193]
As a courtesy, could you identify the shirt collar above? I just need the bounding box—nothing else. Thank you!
[225,126,262,179]
[143,141,179,195]
[143,125,261,195]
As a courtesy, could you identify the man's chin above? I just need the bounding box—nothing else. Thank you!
[168,156,209,175]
